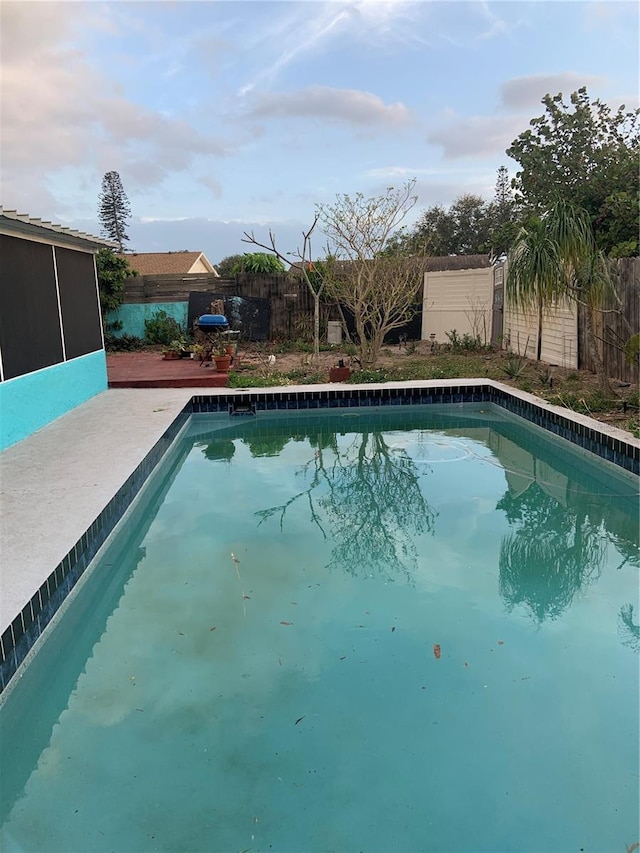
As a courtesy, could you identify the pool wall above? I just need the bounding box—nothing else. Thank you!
[1,381,638,692]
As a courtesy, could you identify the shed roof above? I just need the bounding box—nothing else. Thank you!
[426,255,491,271]
[0,208,115,250]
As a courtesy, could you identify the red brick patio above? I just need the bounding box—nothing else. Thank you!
[107,352,230,388]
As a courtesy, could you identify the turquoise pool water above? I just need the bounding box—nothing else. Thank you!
[1,405,638,853]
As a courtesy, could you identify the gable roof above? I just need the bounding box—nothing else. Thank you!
[120,251,217,275]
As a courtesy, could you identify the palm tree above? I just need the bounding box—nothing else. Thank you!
[507,199,615,393]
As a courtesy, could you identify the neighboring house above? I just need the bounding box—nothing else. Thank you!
[0,209,114,450]
[421,255,493,344]
[120,251,219,276]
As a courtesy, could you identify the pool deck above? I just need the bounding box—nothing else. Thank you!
[0,388,194,633]
[107,351,230,387]
[1,381,638,637]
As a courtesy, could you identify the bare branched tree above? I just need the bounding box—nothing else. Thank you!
[242,216,326,361]
[317,180,427,364]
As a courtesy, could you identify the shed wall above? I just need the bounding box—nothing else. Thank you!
[422,267,493,343]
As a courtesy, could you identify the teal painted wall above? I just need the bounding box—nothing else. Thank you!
[0,350,108,451]
[108,302,188,338]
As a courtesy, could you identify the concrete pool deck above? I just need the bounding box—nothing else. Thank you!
[0,388,195,633]
[1,381,638,640]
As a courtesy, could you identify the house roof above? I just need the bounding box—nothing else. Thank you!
[120,251,217,275]
[0,208,115,250]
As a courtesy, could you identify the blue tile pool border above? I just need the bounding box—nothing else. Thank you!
[1,383,637,693]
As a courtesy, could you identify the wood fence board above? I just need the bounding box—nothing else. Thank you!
[578,258,639,384]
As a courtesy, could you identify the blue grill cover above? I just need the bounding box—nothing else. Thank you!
[197,314,228,329]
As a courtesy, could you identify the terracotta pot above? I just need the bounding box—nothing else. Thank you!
[213,354,232,372]
[329,366,351,383]
[163,351,180,360]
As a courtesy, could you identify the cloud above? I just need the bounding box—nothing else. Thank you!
[428,115,527,159]
[0,1,229,215]
[475,1,511,41]
[199,176,223,199]
[236,1,429,97]
[500,73,605,109]
[246,86,412,128]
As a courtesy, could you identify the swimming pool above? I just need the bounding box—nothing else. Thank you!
[1,403,638,852]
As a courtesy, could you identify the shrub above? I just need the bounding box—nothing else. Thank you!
[144,310,185,345]
[105,333,145,352]
[502,355,527,379]
[445,329,489,352]
[624,333,640,367]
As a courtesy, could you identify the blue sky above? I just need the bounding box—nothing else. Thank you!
[1,1,638,264]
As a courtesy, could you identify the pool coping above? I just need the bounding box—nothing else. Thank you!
[1,379,638,692]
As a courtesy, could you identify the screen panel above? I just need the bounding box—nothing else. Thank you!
[56,247,103,359]
[0,234,64,380]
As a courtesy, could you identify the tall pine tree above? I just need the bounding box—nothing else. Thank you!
[487,166,519,257]
[98,171,131,252]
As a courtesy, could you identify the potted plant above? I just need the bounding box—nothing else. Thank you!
[212,341,233,372]
[329,358,351,382]
[162,338,186,360]
[190,343,206,361]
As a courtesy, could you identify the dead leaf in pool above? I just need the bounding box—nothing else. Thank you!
[433,644,441,659]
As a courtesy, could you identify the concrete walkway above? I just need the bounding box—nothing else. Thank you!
[0,388,198,633]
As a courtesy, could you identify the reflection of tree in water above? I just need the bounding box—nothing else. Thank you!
[497,482,606,622]
[256,429,437,581]
[242,433,289,458]
[618,604,640,652]
[201,438,236,461]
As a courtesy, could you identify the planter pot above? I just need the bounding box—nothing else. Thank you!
[329,366,351,383]
[163,351,181,360]
[213,354,232,372]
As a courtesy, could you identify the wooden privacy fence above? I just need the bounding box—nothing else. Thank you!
[122,272,320,340]
[578,257,639,385]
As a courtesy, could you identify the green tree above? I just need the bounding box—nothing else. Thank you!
[507,87,640,256]
[214,254,245,278]
[507,199,616,392]
[404,194,492,256]
[318,180,427,364]
[95,248,136,333]
[232,252,286,275]
[98,171,132,252]
[486,166,520,256]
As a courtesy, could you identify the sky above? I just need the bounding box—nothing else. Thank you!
[1,0,638,265]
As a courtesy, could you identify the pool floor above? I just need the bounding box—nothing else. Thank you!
[1,406,638,852]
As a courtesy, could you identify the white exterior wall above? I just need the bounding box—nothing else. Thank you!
[422,268,493,343]
[503,297,578,368]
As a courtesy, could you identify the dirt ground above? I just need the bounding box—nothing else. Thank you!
[232,340,639,434]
